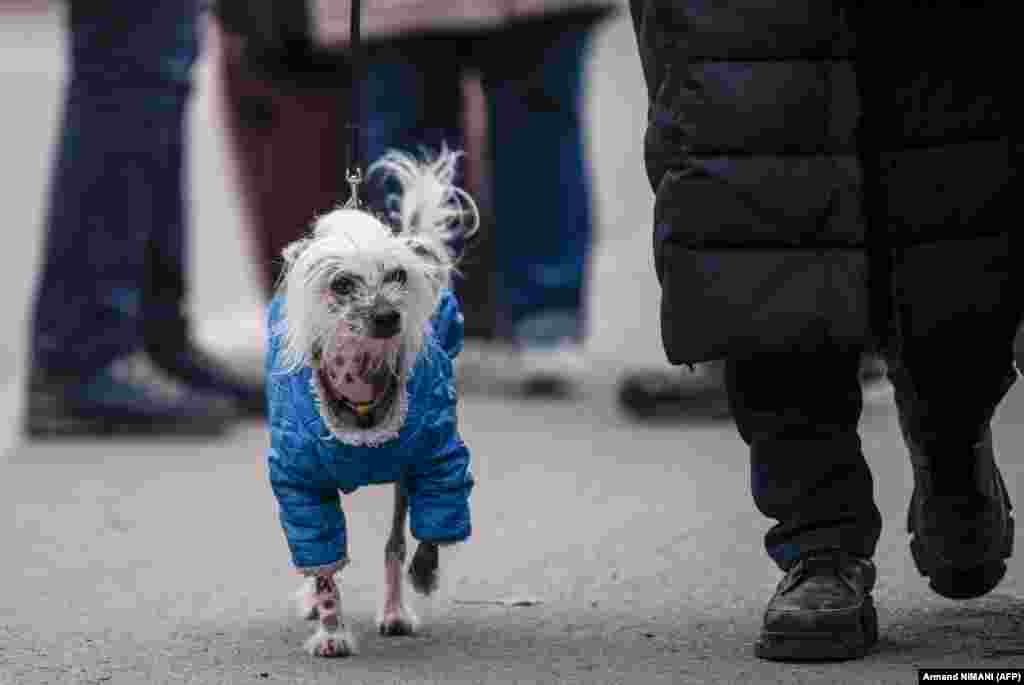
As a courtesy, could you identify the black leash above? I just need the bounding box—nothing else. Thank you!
[342,0,364,209]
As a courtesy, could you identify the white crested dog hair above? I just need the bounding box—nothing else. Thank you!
[273,146,479,375]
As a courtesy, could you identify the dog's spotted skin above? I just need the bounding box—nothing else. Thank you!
[301,574,358,658]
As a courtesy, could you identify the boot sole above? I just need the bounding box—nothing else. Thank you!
[24,412,231,439]
[755,597,878,662]
[910,516,1013,600]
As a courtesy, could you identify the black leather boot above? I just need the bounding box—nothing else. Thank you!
[906,428,1014,599]
[756,551,878,661]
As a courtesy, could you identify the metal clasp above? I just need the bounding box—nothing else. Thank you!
[343,167,364,210]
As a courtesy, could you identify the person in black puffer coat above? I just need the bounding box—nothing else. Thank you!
[629,2,1020,661]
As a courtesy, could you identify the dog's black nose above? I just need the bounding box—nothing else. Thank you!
[371,308,401,338]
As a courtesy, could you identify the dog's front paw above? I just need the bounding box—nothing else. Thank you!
[304,625,357,658]
[377,604,419,636]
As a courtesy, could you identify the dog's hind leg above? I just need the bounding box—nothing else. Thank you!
[302,572,358,657]
[378,483,419,636]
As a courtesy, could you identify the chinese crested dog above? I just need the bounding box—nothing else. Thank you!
[266,147,478,657]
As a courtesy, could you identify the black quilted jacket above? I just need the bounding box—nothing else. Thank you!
[629,2,1019,363]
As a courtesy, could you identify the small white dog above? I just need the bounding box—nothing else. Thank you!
[266,147,478,657]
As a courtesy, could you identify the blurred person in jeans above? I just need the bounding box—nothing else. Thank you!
[210,0,615,397]
[24,0,264,439]
[630,1,1019,661]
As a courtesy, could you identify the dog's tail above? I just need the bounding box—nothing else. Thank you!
[369,145,480,248]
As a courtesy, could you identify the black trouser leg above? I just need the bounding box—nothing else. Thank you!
[883,227,1022,490]
[886,247,1019,597]
[889,330,1017,490]
[726,347,882,570]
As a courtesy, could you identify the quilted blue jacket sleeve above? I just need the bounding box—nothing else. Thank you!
[268,442,349,574]
[266,297,349,574]
[404,291,474,544]
[405,429,474,545]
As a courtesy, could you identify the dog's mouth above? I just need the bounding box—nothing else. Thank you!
[319,366,398,429]
[318,335,403,430]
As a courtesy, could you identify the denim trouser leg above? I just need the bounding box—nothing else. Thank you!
[483,27,594,346]
[30,1,198,375]
[725,347,883,570]
[362,29,594,347]
[362,39,464,210]
[143,71,191,341]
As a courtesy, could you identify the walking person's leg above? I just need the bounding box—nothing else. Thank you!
[481,22,596,395]
[888,277,1019,600]
[725,344,882,660]
[25,0,236,437]
[362,37,463,195]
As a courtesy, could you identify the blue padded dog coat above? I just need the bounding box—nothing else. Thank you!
[266,290,473,574]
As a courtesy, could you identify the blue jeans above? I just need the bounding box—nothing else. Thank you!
[30,0,199,375]
[363,23,594,347]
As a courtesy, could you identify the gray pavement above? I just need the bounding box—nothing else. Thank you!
[3,5,1024,684]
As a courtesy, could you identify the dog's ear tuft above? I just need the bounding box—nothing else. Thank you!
[369,145,479,244]
[406,238,452,294]
[407,238,443,265]
[281,237,311,267]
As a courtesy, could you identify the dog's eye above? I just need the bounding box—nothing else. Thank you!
[330,276,357,297]
[384,268,407,286]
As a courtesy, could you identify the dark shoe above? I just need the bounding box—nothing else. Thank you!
[617,362,730,420]
[620,356,887,421]
[518,341,584,399]
[147,339,266,417]
[756,551,879,661]
[907,430,1014,600]
[23,352,238,439]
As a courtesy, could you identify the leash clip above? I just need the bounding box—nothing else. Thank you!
[343,167,364,210]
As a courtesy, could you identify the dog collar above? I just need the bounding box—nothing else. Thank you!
[337,373,398,418]
[348,400,374,417]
